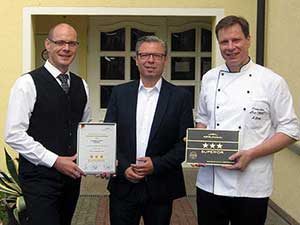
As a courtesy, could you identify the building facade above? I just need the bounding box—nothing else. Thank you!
[0,0,299,223]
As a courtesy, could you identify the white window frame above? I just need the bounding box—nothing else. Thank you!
[88,18,164,119]
[22,7,224,73]
[167,23,213,109]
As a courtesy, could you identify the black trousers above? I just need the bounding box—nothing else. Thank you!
[109,182,173,225]
[20,171,80,225]
[197,188,269,225]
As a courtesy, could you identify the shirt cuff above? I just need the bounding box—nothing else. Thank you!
[195,118,208,125]
[39,151,58,168]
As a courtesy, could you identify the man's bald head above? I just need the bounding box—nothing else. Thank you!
[48,23,77,40]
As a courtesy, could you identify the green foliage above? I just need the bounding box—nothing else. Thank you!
[0,147,25,224]
[0,192,8,223]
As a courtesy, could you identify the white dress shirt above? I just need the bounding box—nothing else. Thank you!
[136,78,161,159]
[195,60,300,197]
[5,60,91,168]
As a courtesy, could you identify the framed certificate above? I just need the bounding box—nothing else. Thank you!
[77,122,116,174]
[185,128,239,166]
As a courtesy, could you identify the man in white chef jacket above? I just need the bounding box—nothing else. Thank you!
[195,15,300,225]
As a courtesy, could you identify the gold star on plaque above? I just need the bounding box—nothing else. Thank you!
[210,143,215,149]
[203,143,208,148]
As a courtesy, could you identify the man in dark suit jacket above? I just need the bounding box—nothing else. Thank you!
[105,35,194,225]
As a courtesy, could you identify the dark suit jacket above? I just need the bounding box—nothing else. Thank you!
[105,79,194,203]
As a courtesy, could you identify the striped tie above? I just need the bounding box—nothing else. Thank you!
[58,74,69,93]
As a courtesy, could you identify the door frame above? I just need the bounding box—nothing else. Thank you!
[23,7,224,73]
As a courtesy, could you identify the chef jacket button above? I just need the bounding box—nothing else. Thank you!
[217,123,220,126]
[243,108,246,111]
[247,90,250,94]
[221,73,224,76]
[217,106,219,109]
[249,74,252,77]
[218,89,221,92]
[238,126,242,129]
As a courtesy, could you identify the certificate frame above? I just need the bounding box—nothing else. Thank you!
[185,128,239,166]
[77,122,116,174]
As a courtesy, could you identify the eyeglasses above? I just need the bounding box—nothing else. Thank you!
[137,53,166,61]
[48,38,79,48]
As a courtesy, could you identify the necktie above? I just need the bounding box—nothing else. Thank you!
[58,74,69,93]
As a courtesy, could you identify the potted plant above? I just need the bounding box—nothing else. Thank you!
[0,147,27,225]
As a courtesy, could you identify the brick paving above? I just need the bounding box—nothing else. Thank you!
[72,168,291,225]
[72,196,100,225]
[72,169,198,225]
[95,196,110,225]
[170,198,197,225]
[73,196,197,225]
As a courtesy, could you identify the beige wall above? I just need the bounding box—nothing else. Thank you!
[266,0,300,116]
[266,0,300,222]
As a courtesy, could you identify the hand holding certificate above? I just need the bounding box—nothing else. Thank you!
[77,122,116,174]
[185,128,239,166]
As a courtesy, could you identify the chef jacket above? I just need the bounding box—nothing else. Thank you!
[195,60,300,198]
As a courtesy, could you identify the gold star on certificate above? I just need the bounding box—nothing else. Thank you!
[203,143,208,148]
[217,143,223,149]
[210,143,215,149]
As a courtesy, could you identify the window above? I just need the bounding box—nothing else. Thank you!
[168,25,212,109]
[88,16,212,120]
[98,27,156,108]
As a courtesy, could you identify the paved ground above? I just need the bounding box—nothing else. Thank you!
[72,168,291,225]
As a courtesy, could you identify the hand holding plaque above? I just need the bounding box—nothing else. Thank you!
[77,122,116,174]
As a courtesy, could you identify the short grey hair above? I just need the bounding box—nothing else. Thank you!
[135,35,168,55]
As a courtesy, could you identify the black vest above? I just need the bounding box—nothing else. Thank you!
[20,66,87,174]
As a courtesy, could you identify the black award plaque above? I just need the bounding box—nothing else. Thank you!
[186,128,239,166]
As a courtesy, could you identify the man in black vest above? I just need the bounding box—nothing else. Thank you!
[5,23,90,225]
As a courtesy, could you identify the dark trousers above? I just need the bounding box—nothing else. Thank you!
[109,182,173,225]
[197,188,269,225]
[20,171,80,225]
